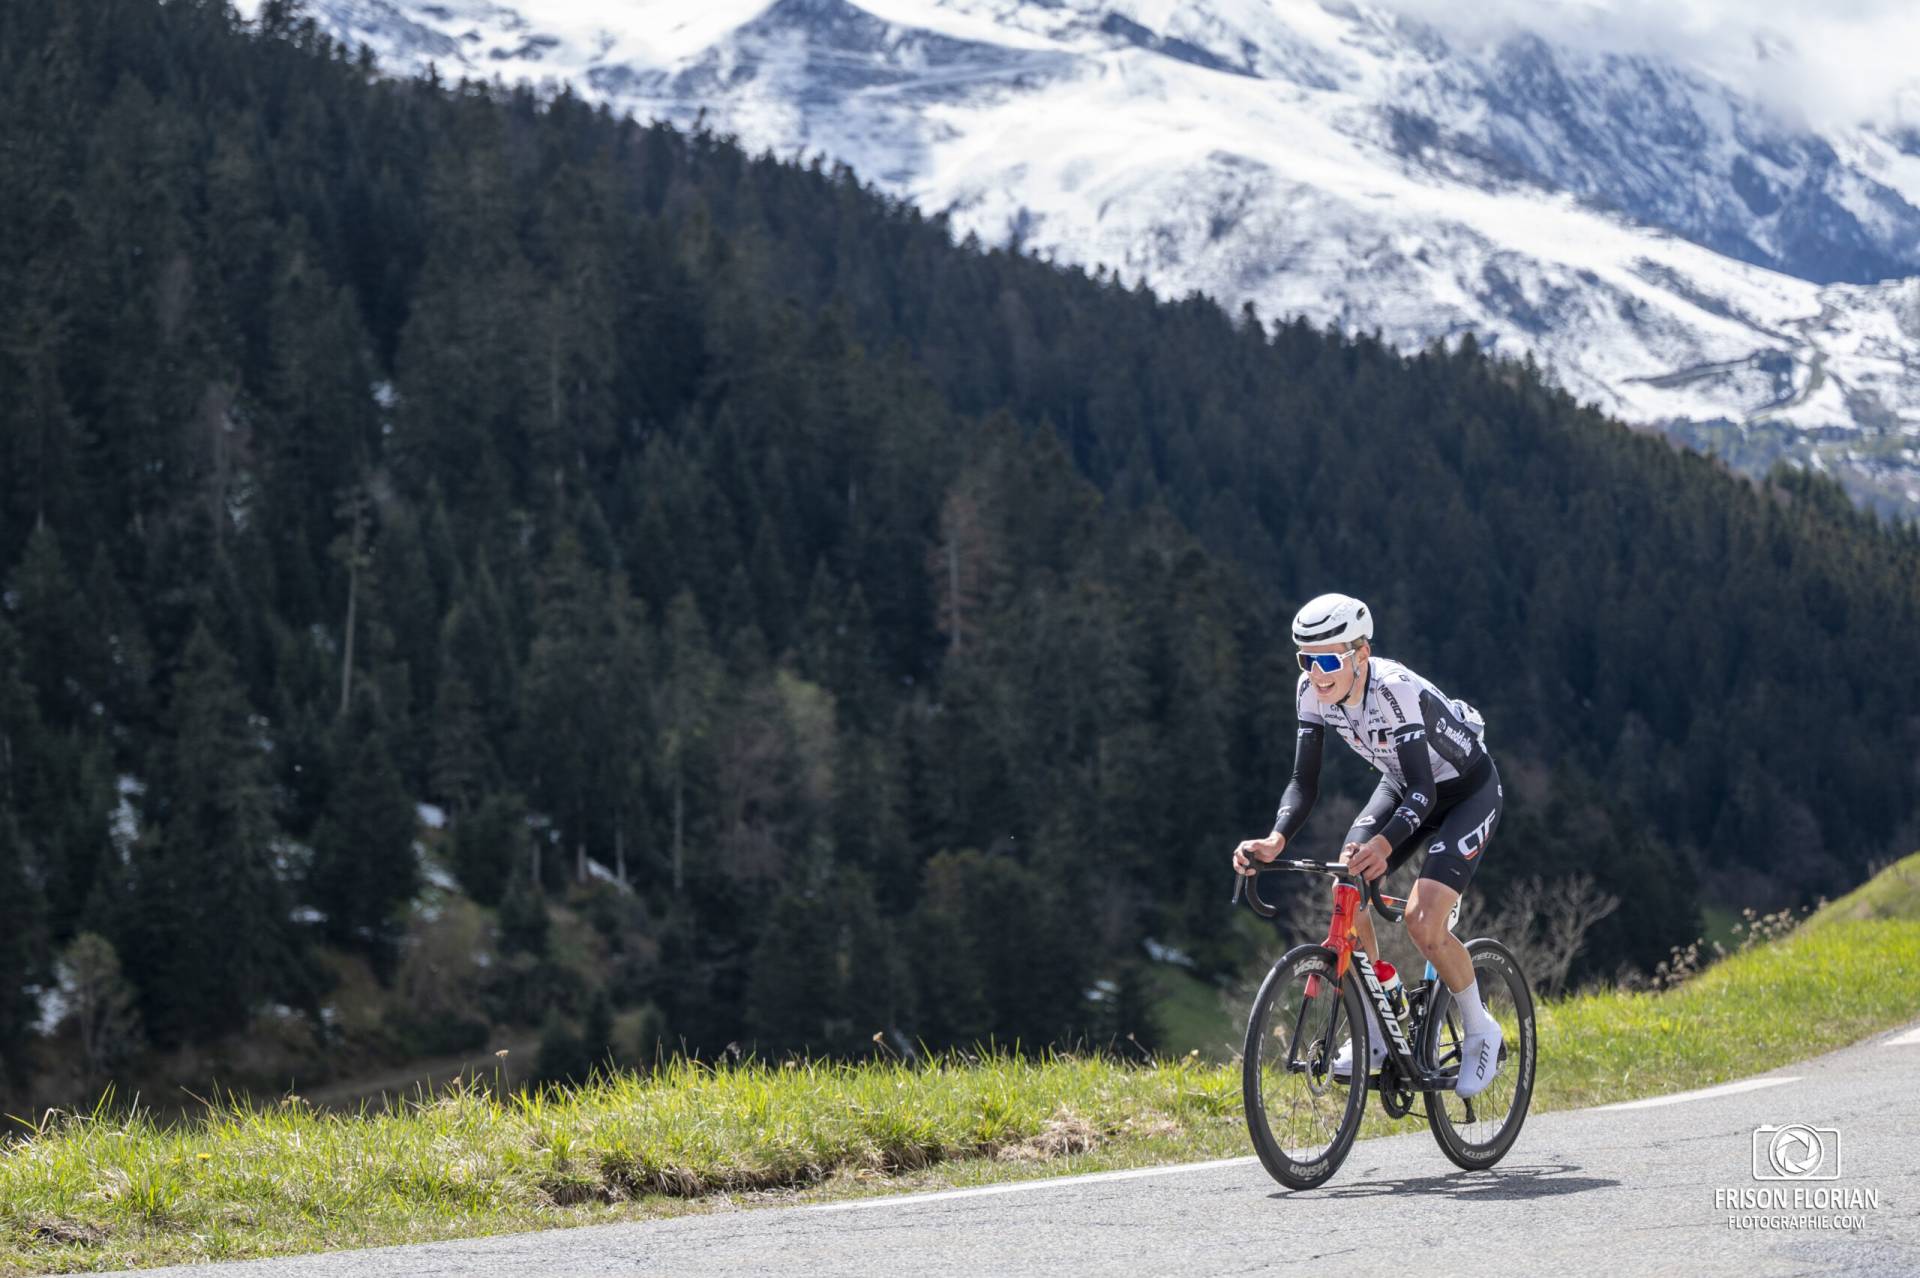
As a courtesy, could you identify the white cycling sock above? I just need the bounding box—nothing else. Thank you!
[1450,975,1496,1036]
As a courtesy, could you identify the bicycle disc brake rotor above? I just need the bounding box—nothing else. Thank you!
[1285,1027,1328,1096]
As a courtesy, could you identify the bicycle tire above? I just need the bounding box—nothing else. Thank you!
[1242,943,1370,1190]
[1420,937,1537,1170]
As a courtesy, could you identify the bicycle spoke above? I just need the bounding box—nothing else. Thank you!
[1431,1009,1463,1077]
[1432,961,1525,1146]
[1254,963,1355,1163]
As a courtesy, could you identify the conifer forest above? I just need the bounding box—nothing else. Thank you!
[1,0,1916,1107]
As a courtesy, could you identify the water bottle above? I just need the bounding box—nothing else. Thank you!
[1376,960,1409,1035]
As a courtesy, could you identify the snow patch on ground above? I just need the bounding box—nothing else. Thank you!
[415,835,464,914]
[111,775,144,863]
[584,857,632,892]
[32,984,68,1036]
[420,853,461,893]
[1142,937,1195,967]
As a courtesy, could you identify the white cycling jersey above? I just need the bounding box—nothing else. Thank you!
[1295,656,1486,787]
[1275,655,1496,863]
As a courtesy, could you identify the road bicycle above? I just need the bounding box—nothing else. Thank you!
[1232,857,1537,1189]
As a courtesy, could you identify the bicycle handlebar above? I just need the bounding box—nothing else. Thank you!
[1231,856,1407,923]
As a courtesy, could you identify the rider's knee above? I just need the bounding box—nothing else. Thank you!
[1405,907,1448,952]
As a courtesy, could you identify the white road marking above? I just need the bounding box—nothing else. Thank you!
[816,1052,1872,1212]
[1589,1075,1801,1112]
[811,1157,1261,1211]
[1884,1025,1920,1047]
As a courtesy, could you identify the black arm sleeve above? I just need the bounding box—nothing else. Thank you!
[1273,724,1324,839]
[1374,723,1436,849]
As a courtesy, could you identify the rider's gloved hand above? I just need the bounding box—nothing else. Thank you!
[1233,832,1286,876]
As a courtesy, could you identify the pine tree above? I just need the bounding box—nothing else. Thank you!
[9,521,101,730]
[33,733,114,943]
[745,887,843,1056]
[516,531,606,881]
[389,134,530,512]
[0,86,86,556]
[497,873,550,958]
[439,555,519,744]
[1089,961,1162,1058]
[123,625,304,1045]
[309,698,420,972]
[452,791,526,907]
[255,230,377,628]
[904,855,992,1049]
[82,543,154,730]
[0,813,46,1081]
[428,672,492,815]
[367,503,442,758]
[0,614,50,1074]
[656,591,720,898]
[581,987,615,1075]
[534,1007,587,1086]
[603,574,653,889]
[906,851,1090,1050]
[523,159,620,498]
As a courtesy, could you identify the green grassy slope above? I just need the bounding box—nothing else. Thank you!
[1806,851,1920,929]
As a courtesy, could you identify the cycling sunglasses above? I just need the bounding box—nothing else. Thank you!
[1297,649,1355,674]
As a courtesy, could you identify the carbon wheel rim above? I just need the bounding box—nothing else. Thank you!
[1250,956,1364,1165]
[1429,957,1530,1148]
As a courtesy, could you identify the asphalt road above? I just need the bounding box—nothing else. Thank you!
[151,1021,1920,1278]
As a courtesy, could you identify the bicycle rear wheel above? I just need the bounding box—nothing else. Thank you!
[1242,943,1369,1190]
[1421,937,1536,1170]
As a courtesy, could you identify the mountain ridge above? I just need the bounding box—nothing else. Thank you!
[256,0,1920,515]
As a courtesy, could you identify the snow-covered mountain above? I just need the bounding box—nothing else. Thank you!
[265,0,1920,515]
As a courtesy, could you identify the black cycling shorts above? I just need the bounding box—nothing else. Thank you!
[1341,757,1502,899]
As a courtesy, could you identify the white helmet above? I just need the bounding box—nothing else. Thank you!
[1291,593,1373,647]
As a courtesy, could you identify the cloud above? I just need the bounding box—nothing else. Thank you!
[1377,0,1920,133]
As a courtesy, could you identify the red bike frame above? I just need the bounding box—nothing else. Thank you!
[1304,879,1407,997]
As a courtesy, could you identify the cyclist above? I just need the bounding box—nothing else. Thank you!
[1231,592,1505,1098]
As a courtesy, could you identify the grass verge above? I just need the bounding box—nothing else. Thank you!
[1,1055,1243,1273]
[1807,850,1920,929]
[7,864,1919,1273]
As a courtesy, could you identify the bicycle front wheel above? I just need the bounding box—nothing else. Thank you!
[1421,937,1537,1170]
[1242,943,1370,1190]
